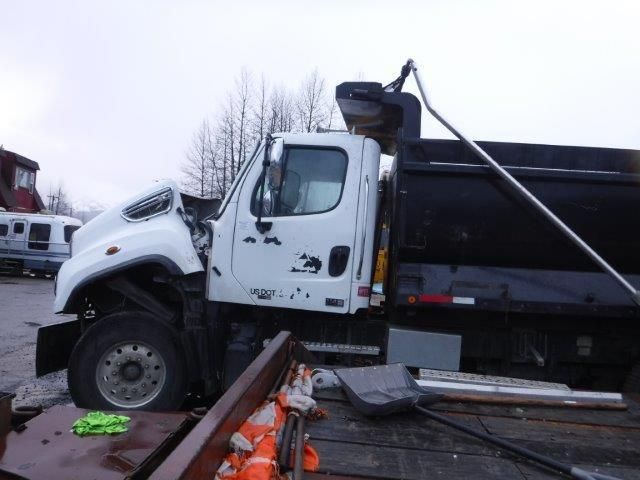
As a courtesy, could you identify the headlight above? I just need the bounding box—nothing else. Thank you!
[121,187,173,222]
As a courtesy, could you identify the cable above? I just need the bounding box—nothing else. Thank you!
[415,406,622,480]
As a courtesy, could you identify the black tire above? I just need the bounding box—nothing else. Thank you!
[623,362,640,393]
[67,311,188,411]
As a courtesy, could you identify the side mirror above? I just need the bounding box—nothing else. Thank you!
[255,136,283,234]
[261,189,273,216]
[267,139,284,189]
[269,138,284,165]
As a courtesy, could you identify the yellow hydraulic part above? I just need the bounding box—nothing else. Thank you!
[374,248,388,284]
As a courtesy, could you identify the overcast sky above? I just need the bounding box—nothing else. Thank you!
[2,0,639,209]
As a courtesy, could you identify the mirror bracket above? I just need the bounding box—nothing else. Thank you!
[255,221,272,234]
[255,134,275,234]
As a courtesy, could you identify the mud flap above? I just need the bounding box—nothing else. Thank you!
[36,320,82,376]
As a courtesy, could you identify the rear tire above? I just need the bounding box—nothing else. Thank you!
[67,311,188,411]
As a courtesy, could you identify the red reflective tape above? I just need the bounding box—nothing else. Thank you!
[418,294,453,304]
[358,286,370,297]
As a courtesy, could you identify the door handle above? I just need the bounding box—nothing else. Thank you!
[329,246,350,277]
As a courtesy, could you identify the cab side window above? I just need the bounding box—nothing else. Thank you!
[13,222,24,234]
[251,148,347,217]
[0,224,7,236]
[28,223,51,251]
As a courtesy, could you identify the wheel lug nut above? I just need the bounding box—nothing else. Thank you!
[114,381,119,385]
[141,383,146,388]
[146,375,151,379]
[132,388,137,393]
[121,387,126,392]
[126,356,131,361]
[112,371,117,375]
[116,362,121,366]
[145,364,149,369]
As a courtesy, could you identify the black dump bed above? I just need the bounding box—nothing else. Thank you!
[337,82,640,315]
[398,139,640,273]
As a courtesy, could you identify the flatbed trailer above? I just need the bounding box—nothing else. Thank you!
[153,332,640,480]
[5,332,639,479]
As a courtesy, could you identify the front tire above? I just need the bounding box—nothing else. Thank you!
[67,311,188,410]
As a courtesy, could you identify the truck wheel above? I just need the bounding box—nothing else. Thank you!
[623,362,640,393]
[67,311,188,411]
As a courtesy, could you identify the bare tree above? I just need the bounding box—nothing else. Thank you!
[210,92,241,197]
[209,111,233,199]
[233,68,252,175]
[181,119,214,197]
[252,74,269,142]
[206,133,220,198]
[269,85,296,133]
[224,96,237,183]
[182,67,341,200]
[48,183,73,216]
[297,69,327,132]
[217,108,233,196]
[325,95,343,130]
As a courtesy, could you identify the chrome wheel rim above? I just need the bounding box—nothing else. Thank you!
[95,341,166,408]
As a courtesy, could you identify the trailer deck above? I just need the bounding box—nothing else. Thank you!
[153,333,640,480]
[2,332,640,479]
[307,388,640,479]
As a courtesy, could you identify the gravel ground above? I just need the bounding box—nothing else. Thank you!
[0,275,73,407]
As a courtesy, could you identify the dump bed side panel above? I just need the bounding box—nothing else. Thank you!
[389,139,640,312]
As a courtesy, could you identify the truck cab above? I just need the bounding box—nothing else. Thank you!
[40,125,382,410]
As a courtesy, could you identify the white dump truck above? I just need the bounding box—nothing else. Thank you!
[36,61,640,410]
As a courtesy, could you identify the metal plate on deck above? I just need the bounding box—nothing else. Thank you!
[419,369,571,390]
[387,327,461,370]
[303,342,380,356]
[0,405,187,480]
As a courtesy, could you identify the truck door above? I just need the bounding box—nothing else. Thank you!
[230,135,364,313]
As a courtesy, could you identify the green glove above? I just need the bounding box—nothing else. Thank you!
[72,411,131,436]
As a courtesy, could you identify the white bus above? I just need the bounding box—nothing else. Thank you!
[0,211,83,274]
